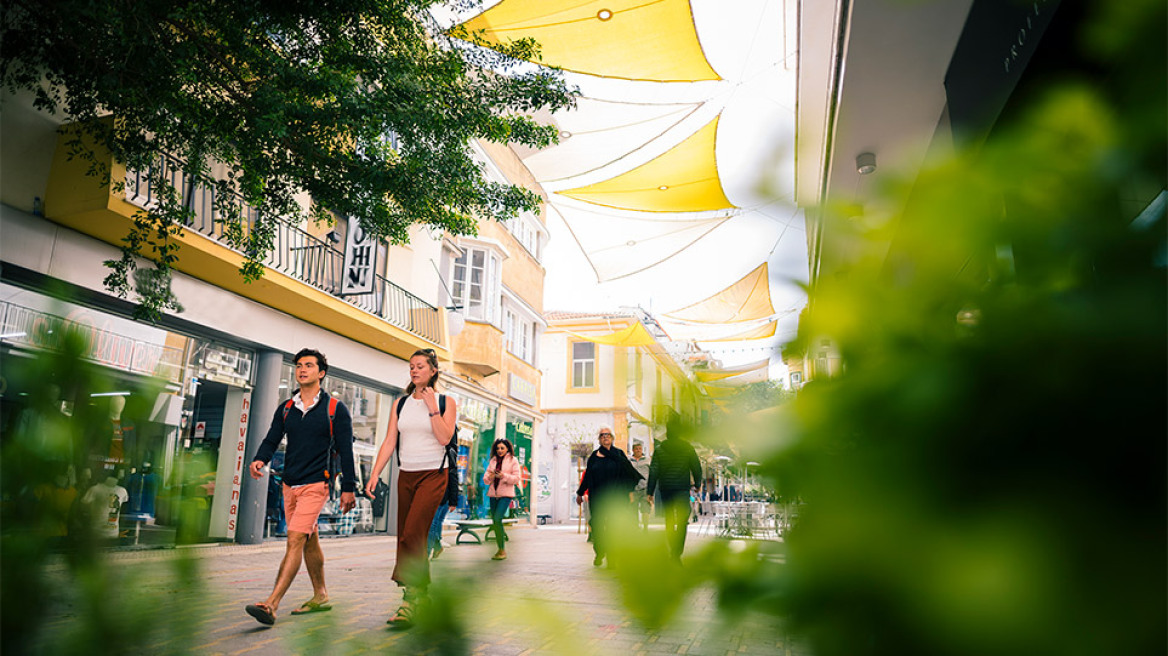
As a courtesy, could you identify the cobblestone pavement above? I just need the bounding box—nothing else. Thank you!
[40,524,808,656]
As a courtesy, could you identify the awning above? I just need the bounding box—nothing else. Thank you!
[565,321,657,347]
[663,263,775,323]
[454,0,721,82]
[694,358,770,382]
[557,116,734,213]
[553,203,732,282]
[515,97,705,182]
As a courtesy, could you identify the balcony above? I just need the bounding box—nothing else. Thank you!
[43,125,448,360]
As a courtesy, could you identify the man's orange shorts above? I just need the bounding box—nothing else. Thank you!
[282,481,328,534]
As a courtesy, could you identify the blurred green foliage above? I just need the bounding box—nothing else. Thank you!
[1,321,205,655]
[760,1,1167,655]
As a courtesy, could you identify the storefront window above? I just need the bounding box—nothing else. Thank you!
[446,390,496,520]
[506,416,534,518]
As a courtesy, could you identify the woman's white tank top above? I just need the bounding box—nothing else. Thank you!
[397,395,445,471]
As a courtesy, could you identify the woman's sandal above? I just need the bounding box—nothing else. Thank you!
[386,601,415,630]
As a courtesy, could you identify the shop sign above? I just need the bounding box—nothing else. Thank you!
[508,373,537,406]
[194,343,254,387]
[194,421,206,438]
[225,392,252,538]
[0,301,183,382]
[340,216,377,296]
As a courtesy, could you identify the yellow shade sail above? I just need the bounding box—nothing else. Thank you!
[700,383,739,399]
[702,320,776,341]
[558,116,734,213]
[566,321,657,347]
[694,358,770,382]
[664,319,777,342]
[521,97,704,182]
[664,263,775,323]
[455,0,720,82]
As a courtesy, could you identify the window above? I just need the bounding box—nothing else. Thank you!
[451,247,499,324]
[504,308,537,364]
[571,341,596,389]
[634,350,643,399]
[505,212,542,261]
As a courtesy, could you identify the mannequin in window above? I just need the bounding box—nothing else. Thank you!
[126,462,158,517]
[82,474,128,539]
[16,383,72,473]
[106,395,135,464]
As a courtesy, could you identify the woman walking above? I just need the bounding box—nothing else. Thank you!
[482,438,521,561]
[575,427,642,567]
[366,349,457,629]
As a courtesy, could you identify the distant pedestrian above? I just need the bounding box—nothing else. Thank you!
[366,349,457,629]
[482,438,522,560]
[246,349,356,625]
[428,444,460,560]
[647,414,702,563]
[630,443,652,530]
[576,428,642,567]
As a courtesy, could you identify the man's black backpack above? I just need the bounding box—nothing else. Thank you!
[394,394,459,496]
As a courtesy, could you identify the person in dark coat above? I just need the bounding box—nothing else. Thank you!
[575,427,642,567]
[647,415,702,562]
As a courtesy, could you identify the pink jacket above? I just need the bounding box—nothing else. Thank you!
[483,454,522,498]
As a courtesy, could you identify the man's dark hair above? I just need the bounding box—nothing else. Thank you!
[293,348,328,375]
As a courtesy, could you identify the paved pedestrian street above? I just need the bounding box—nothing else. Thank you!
[37,525,808,656]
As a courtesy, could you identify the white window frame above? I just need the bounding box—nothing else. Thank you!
[451,243,504,325]
[571,341,596,389]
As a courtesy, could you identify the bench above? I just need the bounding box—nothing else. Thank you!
[452,518,517,544]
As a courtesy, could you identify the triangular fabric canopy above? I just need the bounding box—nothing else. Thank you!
[702,367,770,386]
[664,263,775,323]
[454,0,721,82]
[565,321,657,347]
[517,98,705,182]
[554,204,731,282]
[700,320,776,342]
[694,358,769,382]
[700,383,739,399]
[661,318,777,342]
[557,116,734,213]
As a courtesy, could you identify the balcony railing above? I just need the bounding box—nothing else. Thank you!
[124,156,442,345]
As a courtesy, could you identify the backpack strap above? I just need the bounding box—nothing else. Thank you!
[323,395,339,480]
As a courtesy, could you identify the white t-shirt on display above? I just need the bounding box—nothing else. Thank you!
[397,396,446,472]
[82,479,129,537]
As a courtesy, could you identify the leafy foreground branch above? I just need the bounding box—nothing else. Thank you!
[1,0,575,319]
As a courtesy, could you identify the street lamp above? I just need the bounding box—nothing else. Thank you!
[743,461,760,500]
[714,455,732,500]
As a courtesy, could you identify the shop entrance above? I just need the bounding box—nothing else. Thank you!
[169,377,252,544]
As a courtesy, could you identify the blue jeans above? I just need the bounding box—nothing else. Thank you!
[428,504,450,555]
[489,496,511,550]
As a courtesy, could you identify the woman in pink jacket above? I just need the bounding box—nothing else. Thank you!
[482,438,522,561]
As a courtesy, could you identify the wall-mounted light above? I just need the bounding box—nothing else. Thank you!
[326,230,342,244]
[856,152,877,175]
[446,307,466,339]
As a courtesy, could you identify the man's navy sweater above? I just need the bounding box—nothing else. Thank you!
[253,391,357,493]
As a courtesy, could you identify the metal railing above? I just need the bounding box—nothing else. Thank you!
[124,157,442,344]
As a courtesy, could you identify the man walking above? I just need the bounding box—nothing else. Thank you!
[630,443,652,530]
[646,415,702,563]
[245,349,356,625]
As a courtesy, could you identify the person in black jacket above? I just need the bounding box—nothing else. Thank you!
[576,427,642,567]
[245,349,356,625]
[647,415,702,563]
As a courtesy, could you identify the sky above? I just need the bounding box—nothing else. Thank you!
[437,0,807,381]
